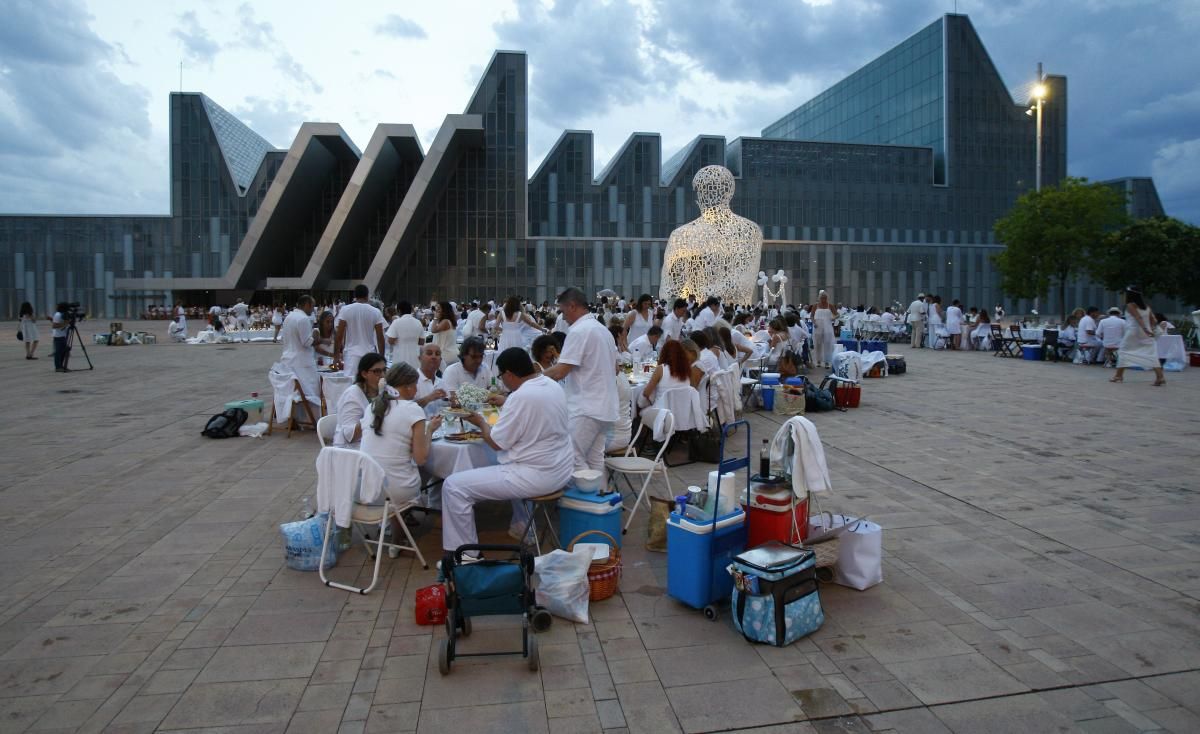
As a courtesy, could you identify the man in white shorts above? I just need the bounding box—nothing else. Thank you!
[232,298,251,342]
[335,284,386,377]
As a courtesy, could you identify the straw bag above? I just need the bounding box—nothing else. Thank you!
[568,530,622,601]
[776,385,807,416]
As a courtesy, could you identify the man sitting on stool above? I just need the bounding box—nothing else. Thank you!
[441,348,574,553]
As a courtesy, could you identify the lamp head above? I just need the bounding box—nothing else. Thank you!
[1032,83,1047,100]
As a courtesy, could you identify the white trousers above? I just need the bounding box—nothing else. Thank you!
[569,415,610,473]
[441,464,565,551]
[342,349,365,378]
[237,317,250,340]
[910,320,925,348]
[812,326,835,366]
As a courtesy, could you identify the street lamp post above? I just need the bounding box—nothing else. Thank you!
[1033,63,1046,192]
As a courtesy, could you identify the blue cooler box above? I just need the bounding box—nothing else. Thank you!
[667,507,747,609]
[859,339,887,354]
[759,373,780,411]
[1021,345,1043,361]
[837,339,859,353]
[558,487,622,549]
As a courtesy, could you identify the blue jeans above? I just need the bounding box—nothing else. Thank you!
[53,336,68,370]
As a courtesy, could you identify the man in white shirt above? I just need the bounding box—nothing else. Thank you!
[627,326,662,363]
[335,284,386,377]
[168,316,188,342]
[543,287,619,474]
[385,301,425,370]
[785,312,810,352]
[463,302,487,339]
[660,298,688,341]
[1076,306,1102,364]
[1096,307,1125,365]
[441,348,575,551]
[907,294,927,349]
[414,343,447,416]
[51,304,70,372]
[231,298,251,342]
[694,296,721,331]
[280,295,320,413]
[442,337,495,395]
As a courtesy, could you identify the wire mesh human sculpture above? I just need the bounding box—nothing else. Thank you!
[660,165,763,305]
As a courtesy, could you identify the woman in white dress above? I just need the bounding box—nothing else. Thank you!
[361,363,442,501]
[18,301,40,360]
[497,296,543,353]
[431,301,458,367]
[945,299,964,349]
[811,290,837,368]
[622,294,656,352]
[271,305,284,343]
[1112,287,1165,386]
[926,295,945,349]
[313,311,336,367]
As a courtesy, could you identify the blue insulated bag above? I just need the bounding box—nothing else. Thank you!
[729,542,824,646]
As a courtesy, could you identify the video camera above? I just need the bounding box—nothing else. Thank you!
[63,302,85,325]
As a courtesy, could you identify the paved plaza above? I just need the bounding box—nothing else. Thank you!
[1,323,1198,733]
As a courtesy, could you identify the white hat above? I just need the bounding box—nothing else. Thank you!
[1108,307,1121,315]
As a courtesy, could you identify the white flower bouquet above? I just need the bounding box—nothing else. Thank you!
[455,383,491,412]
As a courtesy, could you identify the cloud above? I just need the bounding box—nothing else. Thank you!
[0,0,159,214]
[494,0,682,128]
[232,96,311,149]
[376,15,427,39]
[1151,138,1200,223]
[233,4,322,94]
[172,11,220,65]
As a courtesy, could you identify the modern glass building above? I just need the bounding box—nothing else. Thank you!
[0,14,1167,318]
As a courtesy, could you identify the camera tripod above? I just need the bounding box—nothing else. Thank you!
[63,321,94,371]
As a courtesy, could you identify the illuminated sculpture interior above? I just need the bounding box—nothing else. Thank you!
[660,165,763,305]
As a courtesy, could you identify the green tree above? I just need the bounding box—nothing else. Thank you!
[1089,216,1200,308]
[993,177,1128,316]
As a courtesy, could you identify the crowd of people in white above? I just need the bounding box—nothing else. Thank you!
[194,281,1182,555]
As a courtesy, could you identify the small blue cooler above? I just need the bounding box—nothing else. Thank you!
[759,373,780,411]
[1021,345,1043,360]
[558,487,622,549]
[837,339,859,353]
[860,339,887,354]
[667,507,746,609]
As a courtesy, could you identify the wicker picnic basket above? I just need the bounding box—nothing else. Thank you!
[568,530,622,601]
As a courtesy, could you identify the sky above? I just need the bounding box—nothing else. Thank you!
[1,0,1197,224]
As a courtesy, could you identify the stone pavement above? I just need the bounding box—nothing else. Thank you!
[0,322,1197,733]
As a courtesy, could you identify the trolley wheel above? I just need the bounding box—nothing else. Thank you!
[444,615,454,639]
[703,605,719,622]
[530,607,553,633]
[437,639,450,675]
[527,636,539,671]
[461,616,472,638]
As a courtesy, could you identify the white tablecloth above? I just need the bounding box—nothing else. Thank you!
[1020,328,1043,342]
[320,373,353,414]
[1156,334,1186,364]
[425,437,497,479]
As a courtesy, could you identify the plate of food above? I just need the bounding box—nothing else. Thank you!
[442,407,472,417]
[444,431,483,443]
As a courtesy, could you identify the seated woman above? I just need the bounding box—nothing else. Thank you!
[763,318,790,369]
[970,311,992,350]
[361,363,441,501]
[605,328,633,453]
[713,325,740,369]
[530,333,559,372]
[641,340,696,408]
[334,353,387,448]
[689,329,722,376]
[1154,313,1175,335]
[313,311,336,367]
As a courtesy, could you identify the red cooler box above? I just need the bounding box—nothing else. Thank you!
[742,475,809,547]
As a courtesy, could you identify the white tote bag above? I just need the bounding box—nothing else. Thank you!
[808,513,883,590]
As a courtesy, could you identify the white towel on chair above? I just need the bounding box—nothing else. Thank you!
[770,416,833,497]
[316,447,387,528]
[269,363,297,425]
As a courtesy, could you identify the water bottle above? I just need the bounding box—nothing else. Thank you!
[759,439,771,479]
[300,496,313,519]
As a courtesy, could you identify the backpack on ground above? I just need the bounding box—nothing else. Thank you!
[804,383,835,412]
[202,407,248,438]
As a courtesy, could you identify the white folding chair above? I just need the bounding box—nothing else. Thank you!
[316,448,428,595]
[316,415,337,448]
[605,408,675,533]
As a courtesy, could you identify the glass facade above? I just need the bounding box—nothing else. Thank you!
[764,18,947,185]
[0,14,1158,317]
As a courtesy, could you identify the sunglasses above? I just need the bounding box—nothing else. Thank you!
[367,367,385,374]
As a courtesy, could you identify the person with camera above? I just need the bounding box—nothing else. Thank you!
[52,302,70,372]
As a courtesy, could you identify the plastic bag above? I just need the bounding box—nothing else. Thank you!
[533,549,592,624]
[280,513,337,571]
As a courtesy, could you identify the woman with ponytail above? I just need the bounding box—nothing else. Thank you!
[361,362,443,500]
